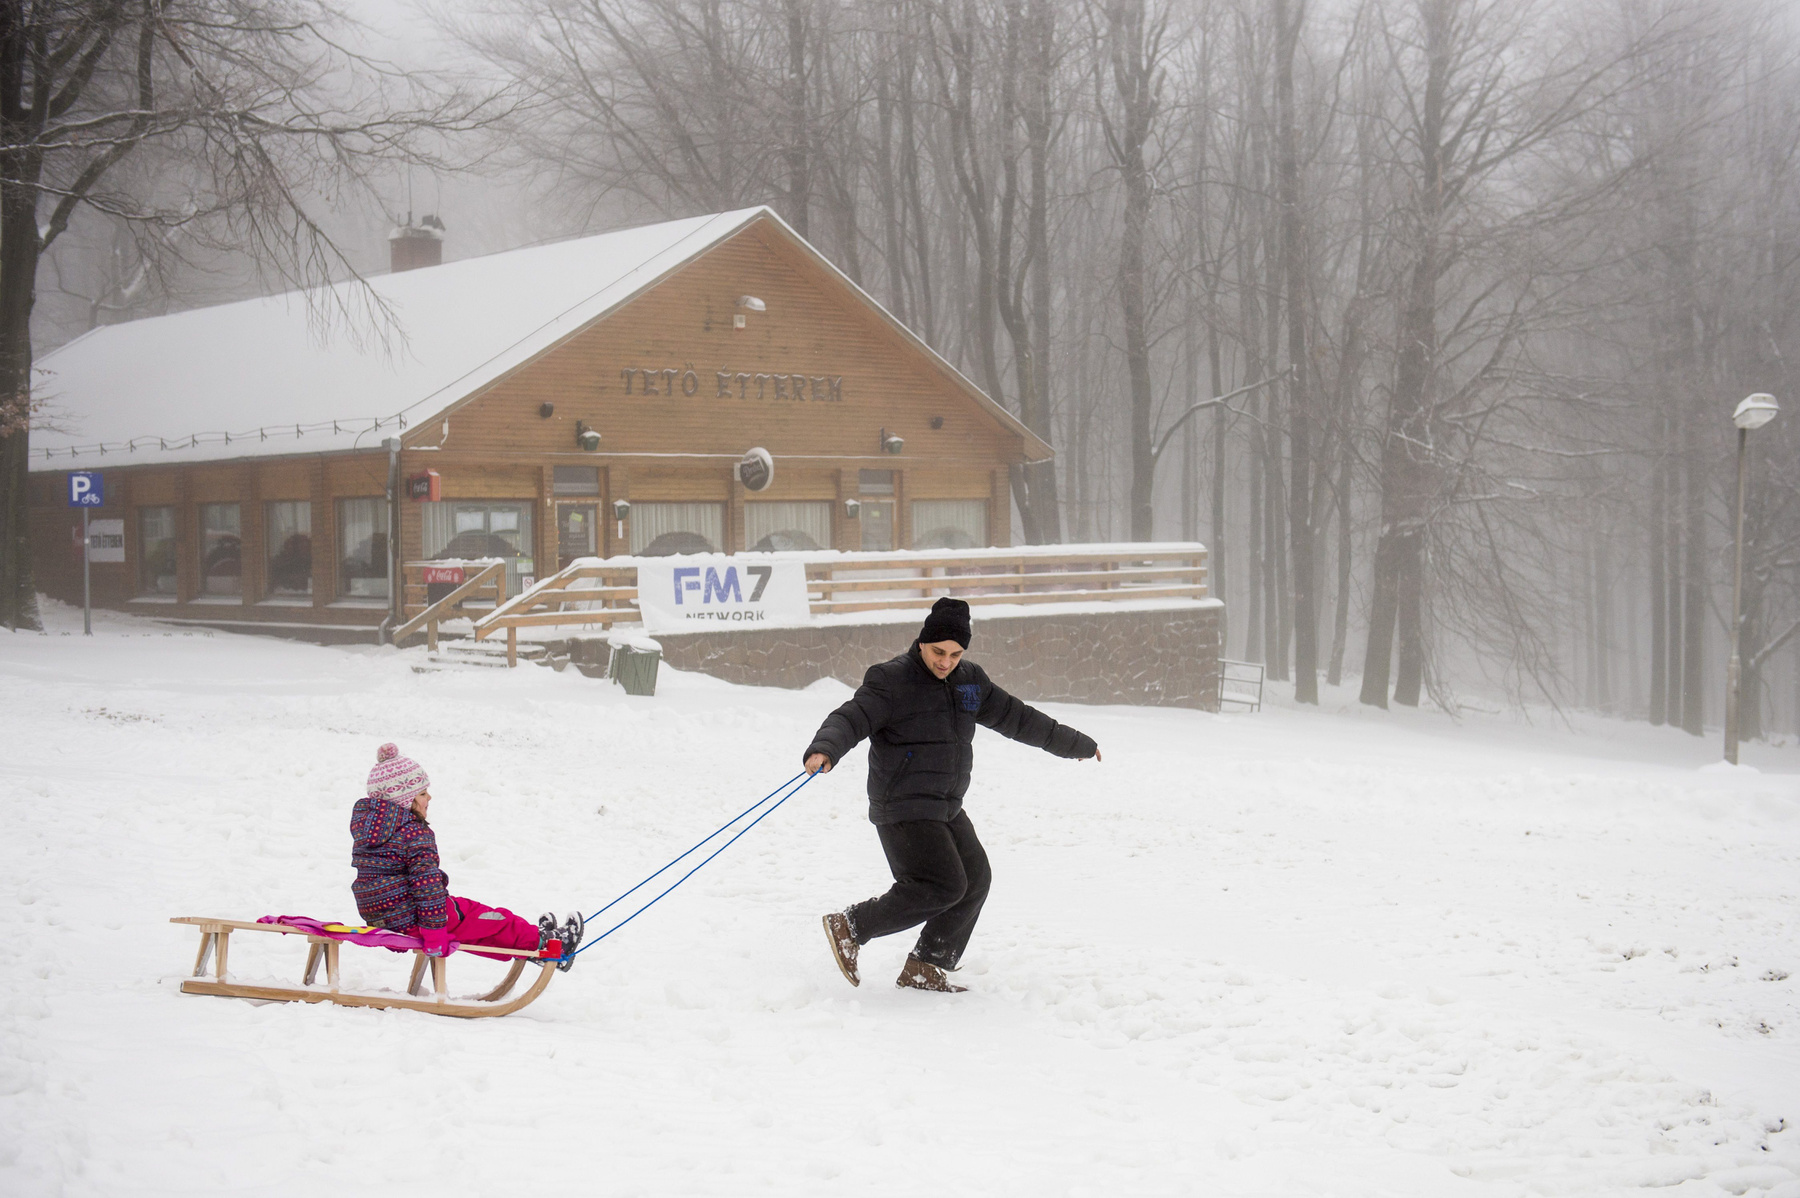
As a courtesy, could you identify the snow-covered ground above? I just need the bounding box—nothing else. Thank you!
[2,602,1798,1198]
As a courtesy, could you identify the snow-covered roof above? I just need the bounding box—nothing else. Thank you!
[32,209,776,470]
[32,205,1048,471]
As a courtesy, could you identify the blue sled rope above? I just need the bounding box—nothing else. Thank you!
[572,769,817,957]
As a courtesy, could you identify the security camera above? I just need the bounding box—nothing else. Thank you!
[575,421,601,451]
[880,429,904,456]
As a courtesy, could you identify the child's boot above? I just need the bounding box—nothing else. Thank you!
[554,911,584,971]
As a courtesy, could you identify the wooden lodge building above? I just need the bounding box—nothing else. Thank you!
[28,208,1053,637]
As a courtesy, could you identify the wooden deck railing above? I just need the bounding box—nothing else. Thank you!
[394,559,507,650]
[469,543,1208,666]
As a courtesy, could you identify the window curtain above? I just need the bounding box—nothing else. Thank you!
[199,503,242,595]
[744,501,831,551]
[630,502,724,554]
[139,507,177,595]
[338,498,390,599]
[910,500,989,550]
[421,501,534,591]
[265,501,312,596]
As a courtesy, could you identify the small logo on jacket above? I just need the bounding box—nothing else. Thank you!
[956,684,982,712]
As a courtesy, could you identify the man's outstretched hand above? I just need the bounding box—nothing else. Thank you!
[805,753,833,775]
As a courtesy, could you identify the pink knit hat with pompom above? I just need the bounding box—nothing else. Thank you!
[367,743,429,805]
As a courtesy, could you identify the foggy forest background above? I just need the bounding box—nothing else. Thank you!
[24,0,1800,737]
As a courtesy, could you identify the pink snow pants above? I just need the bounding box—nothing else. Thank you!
[436,896,540,962]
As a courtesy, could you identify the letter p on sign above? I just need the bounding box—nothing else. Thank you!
[67,472,104,508]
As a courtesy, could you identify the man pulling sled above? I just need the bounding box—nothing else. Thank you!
[804,597,1101,992]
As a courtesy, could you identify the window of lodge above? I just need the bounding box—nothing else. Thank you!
[745,501,831,551]
[265,501,312,597]
[420,501,535,593]
[630,502,723,555]
[198,503,242,596]
[337,497,389,600]
[911,499,989,550]
[858,470,896,551]
[139,506,177,595]
[552,466,600,496]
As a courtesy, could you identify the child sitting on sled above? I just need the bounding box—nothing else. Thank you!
[352,743,583,970]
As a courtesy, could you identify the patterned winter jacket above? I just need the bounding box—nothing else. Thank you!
[350,796,449,930]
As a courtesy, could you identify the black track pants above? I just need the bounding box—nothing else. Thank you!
[848,811,992,969]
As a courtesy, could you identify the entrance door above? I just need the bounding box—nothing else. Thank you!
[558,504,597,569]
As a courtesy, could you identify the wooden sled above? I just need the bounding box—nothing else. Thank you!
[171,917,559,1019]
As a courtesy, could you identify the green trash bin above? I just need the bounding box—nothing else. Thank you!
[609,643,661,696]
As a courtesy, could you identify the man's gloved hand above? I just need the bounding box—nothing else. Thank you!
[419,927,452,958]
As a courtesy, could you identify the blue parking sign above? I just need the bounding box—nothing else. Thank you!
[67,471,104,507]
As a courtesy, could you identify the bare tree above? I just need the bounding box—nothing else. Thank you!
[0,0,494,630]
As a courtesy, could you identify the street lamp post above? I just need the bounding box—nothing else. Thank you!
[1724,392,1780,765]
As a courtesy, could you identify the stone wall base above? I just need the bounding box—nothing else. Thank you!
[636,606,1222,710]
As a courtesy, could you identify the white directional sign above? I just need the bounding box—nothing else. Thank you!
[87,519,125,563]
[636,556,812,634]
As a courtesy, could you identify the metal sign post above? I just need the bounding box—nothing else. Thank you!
[67,472,104,636]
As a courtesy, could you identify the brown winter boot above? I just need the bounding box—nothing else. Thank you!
[896,956,967,993]
[822,912,860,987]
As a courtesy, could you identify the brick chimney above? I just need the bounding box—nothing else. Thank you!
[389,214,446,272]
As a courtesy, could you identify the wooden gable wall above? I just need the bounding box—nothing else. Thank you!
[411,219,1027,466]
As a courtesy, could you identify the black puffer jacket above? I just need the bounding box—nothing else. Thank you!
[805,645,1098,824]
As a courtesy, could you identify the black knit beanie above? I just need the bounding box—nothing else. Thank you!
[917,597,972,648]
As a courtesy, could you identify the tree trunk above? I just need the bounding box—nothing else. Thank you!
[1680,407,1705,736]
[1393,530,1425,706]
[1361,0,1448,710]
[1595,527,1613,711]
[784,0,810,237]
[1327,428,1352,686]
[1105,0,1159,542]
[1021,0,1061,542]
[1182,288,1199,543]
[1275,0,1316,702]
[0,172,43,630]
[1265,421,1288,679]
[1246,389,1265,663]
[1664,418,1684,724]
[1648,447,1667,725]
[1581,527,1597,707]
[1210,325,1227,609]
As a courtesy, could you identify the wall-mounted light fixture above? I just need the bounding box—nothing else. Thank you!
[736,295,766,312]
[575,421,601,451]
[843,498,862,519]
[539,402,555,419]
[880,428,905,455]
[612,498,630,542]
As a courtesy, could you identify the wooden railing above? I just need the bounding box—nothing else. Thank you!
[394,559,507,650]
[471,561,638,666]
[805,546,1207,614]
[469,543,1208,666]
